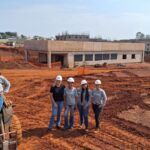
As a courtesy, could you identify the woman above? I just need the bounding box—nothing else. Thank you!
[92,80,107,132]
[64,77,78,130]
[0,73,11,110]
[77,80,91,132]
[48,75,65,131]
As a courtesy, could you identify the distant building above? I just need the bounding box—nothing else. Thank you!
[24,40,145,68]
[56,34,90,41]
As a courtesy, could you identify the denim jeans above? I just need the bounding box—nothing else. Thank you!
[0,95,4,111]
[92,104,103,128]
[48,101,64,129]
[77,104,89,129]
[64,105,75,129]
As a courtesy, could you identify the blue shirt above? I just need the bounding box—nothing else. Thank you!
[64,87,78,105]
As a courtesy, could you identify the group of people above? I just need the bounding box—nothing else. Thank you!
[0,72,107,133]
[48,75,107,132]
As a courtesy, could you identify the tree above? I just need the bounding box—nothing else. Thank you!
[20,34,27,39]
[136,32,145,39]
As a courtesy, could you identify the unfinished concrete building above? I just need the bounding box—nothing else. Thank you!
[24,40,145,68]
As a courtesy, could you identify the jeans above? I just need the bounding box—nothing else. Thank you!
[0,95,4,111]
[48,101,64,129]
[64,105,75,129]
[92,104,103,128]
[77,104,89,129]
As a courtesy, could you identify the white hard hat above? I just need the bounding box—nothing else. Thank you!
[0,84,3,92]
[95,80,102,85]
[56,75,62,81]
[81,80,88,85]
[67,77,74,83]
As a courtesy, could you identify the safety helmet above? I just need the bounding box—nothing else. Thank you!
[81,80,88,85]
[95,80,102,85]
[56,75,62,81]
[67,77,75,83]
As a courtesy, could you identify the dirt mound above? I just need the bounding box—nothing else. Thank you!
[0,47,38,69]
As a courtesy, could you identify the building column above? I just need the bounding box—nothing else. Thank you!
[47,51,51,68]
[24,49,28,62]
[67,53,74,68]
[142,51,145,63]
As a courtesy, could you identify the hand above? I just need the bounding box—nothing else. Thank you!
[54,102,58,108]
[6,100,12,107]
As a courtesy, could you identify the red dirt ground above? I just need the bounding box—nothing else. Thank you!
[0,47,150,149]
[1,63,150,150]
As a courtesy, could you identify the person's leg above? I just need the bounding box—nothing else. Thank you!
[56,101,64,127]
[69,105,75,128]
[93,104,101,128]
[83,106,89,129]
[77,104,83,126]
[48,105,57,129]
[64,106,69,129]
[0,95,4,111]
[97,106,103,128]
[95,105,101,128]
[92,104,97,128]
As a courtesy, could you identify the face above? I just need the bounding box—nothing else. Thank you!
[55,80,62,86]
[81,84,87,89]
[68,82,74,88]
[95,84,100,89]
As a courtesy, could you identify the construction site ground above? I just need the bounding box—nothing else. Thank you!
[0,46,150,150]
[0,63,150,150]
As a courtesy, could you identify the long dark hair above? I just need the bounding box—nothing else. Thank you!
[81,86,89,102]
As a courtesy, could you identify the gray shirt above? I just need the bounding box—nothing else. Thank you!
[77,88,92,106]
[64,87,78,105]
[0,75,11,93]
[92,88,107,106]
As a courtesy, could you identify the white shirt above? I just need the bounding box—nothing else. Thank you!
[92,88,107,106]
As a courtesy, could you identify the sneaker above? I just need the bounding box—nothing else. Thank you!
[47,128,53,132]
[56,126,61,129]
[85,128,89,132]
[68,126,73,130]
[63,127,69,130]
[94,128,100,133]
[79,124,83,129]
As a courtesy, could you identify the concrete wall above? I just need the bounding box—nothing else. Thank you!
[47,40,145,52]
[24,40,145,52]
[24,40,48,51]
[73,51,143,67]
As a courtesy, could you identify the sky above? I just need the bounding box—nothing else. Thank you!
[0,0,150,40]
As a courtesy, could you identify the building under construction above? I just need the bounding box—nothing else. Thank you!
[24,40,145,68]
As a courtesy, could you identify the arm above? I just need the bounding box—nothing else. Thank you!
[50,86,57,107]
[64,95,67,108]
[84,90,92,108]
[1,76,11,93]
[75,89,79,102]
[64,88,67,108]
[102,90,107,106]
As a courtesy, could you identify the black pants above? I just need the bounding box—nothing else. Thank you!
[92,104,103,128]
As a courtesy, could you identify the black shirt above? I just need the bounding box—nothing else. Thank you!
[50,85,65,102]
